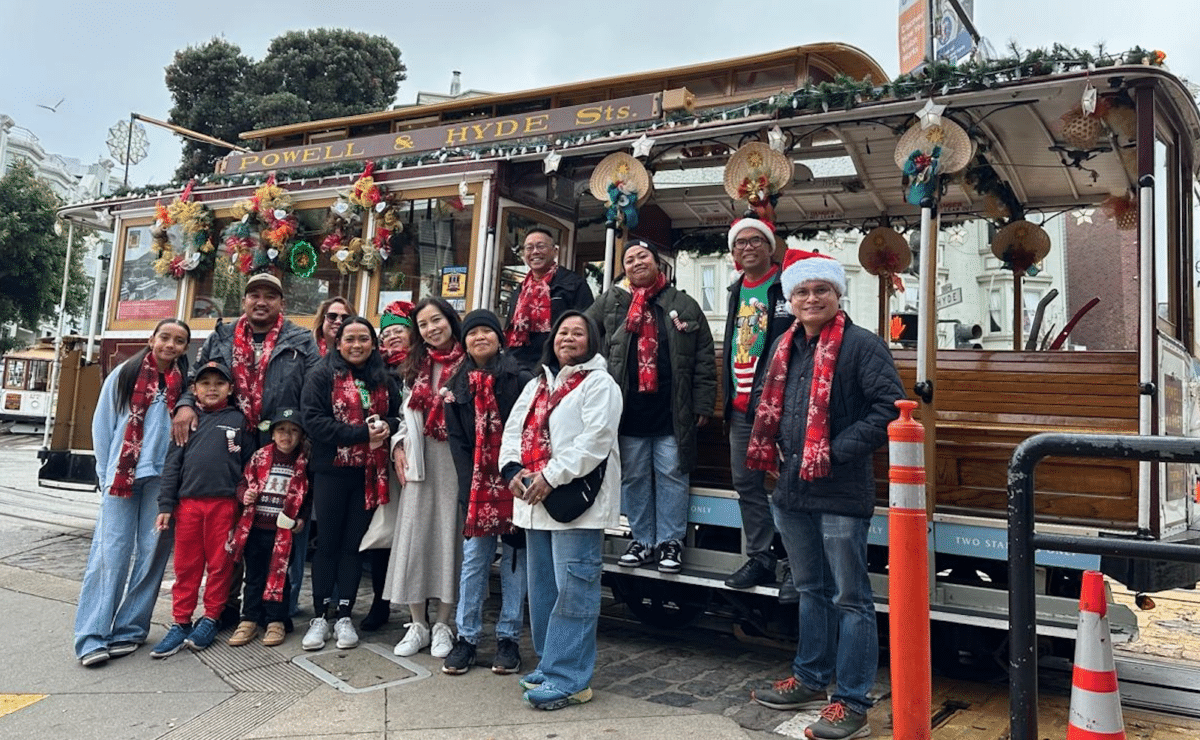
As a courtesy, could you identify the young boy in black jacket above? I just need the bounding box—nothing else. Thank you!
[151,359,251,657]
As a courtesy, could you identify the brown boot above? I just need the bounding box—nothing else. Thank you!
[263,622,286,647]
[228,621,259,646]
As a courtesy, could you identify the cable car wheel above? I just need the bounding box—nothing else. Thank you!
[609,573,711,630]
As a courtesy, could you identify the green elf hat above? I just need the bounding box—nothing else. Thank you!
[380,300,415,330]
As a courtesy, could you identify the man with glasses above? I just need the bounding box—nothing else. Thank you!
[748,248,901,740]
[504,227,594,371]
[722,218,795,593]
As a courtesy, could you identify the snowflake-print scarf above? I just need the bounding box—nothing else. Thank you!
[519,369,590,473]
[227,445,308,601]
[231,312,283,428]
[505,266,555,349]
[408,345,465,441]
[745,311,845,481]
[110,352,183,497]
[464,371,514,537]
[625,272,667,393]
[331,369,390,508]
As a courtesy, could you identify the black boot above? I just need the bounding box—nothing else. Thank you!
[360,599,391,631]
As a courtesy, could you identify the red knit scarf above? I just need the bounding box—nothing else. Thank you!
[381,345,408,368]
[110,352,183,497]
[232,313,283,428]
[227,446,308,602]
[331,369,390,508]
[519,369,590,473]
[408,345,465,441]
[505,266,555,348]
[745,311,846,480]
[317,334,328,357]
[464,371,515,537]
[625,272,667,393]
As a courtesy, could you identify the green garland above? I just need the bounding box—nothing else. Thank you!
[102,44,1167,201]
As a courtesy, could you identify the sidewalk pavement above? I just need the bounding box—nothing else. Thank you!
[0,516,760,740]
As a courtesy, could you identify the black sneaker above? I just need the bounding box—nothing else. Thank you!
[79,648,110,667]
[751,676,827,711]
[618,541,654,567]
[492,638,521,675]
[657,540,683,573]
[725,557,776,589]
[778,559,799,604]
[805,701,870,739]
[442,637,476,675]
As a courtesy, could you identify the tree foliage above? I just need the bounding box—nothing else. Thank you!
[0,161,89,353]
[165,30,406,180]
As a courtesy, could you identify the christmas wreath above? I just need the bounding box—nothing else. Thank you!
[319,161,406,274]
[151,181,216,280]
[221,175,309,276]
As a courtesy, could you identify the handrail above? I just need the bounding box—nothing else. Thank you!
[1007,432,1200,740]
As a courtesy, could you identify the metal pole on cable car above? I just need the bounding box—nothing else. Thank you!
[43,220,75,449]
[914,196,939,514]
[603,219,616,292]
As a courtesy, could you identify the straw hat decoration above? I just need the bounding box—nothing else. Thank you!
[991,219,1051,276]
[724,141,795,210]
[895,100,974,206]
[858,226,912,294]
[590,152,652,229]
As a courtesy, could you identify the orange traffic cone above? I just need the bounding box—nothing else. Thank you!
[1066,570,1125,739]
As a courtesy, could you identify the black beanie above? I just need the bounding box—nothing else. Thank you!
[461,309,505,346]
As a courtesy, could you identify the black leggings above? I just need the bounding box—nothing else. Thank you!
[310,471,375,619]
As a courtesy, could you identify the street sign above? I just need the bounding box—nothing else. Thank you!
[936,287,962,309]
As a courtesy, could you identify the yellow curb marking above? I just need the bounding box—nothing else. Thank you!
[0,694,46,718]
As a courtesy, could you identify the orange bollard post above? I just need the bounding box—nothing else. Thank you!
[1067,571,1126,739]
[888,399,931,740]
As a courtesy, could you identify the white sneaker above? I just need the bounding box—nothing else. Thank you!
[334,617,359,649]
[302,617,331,651]
[394,622,430,656]
[430,622,455,659]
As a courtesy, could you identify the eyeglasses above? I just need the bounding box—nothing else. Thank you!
[522,242,554,254]
[733,236,769,250]
[791,284,835,299]
[325,312,350,323]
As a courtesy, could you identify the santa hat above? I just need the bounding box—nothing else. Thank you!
[380,300,415,330]
[727,218,777,252]
[781,248,846,298]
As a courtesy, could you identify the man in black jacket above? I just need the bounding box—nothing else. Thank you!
[504,228,593,371]
[748,248,902,740]
[722,218,794,591]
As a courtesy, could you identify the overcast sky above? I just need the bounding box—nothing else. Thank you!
[2,0,1195,189]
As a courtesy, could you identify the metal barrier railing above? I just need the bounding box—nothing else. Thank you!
[1007,432,1200,740]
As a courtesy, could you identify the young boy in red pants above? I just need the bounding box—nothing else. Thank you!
[151,359,251,657]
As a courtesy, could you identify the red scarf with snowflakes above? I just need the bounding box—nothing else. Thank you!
[226,446,307,602]
[332,369,390,508]
[519,369,590,473]
[317,334,329,357]
[625,272,667,393]
[231,313,283,428]
[408,345,465,441]
[464,370,515,537]
[505,266,555,349]
[111,352,183,497]
[745,311,846,481]
[381,345,408,368]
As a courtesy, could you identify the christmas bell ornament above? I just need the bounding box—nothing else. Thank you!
[1060,107,1105,150]
[1101,193,1139,231]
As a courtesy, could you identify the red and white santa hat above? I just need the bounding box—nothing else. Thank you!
[781,247,846,298]
[727,217,777,252]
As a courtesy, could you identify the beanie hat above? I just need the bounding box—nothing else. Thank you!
[461,309,505,346]
[780,248,846,298]
[727,218,777,252]
[380,300,414,330]
[622,238,660,263]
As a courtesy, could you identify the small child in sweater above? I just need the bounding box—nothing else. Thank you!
[151,359,250,657]
[225,408,310,648]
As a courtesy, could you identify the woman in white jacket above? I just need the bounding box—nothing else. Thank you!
[500,310,621,711]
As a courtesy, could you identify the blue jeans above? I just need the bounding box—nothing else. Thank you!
[74,477,173,657]
[456,534,527,644]
[287,524,308,617]
[772,505,877,715]
[619,435,689,547]
[526,528,603,694]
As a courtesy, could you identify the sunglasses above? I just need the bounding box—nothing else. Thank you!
[325,312,351,323]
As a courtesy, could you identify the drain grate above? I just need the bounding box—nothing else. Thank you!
[158,693,300,740]
[197,639,321,693]
[291,643,431,693]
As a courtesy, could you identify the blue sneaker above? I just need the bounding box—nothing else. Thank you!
[518,669,546,690]
[150,624,192,658]
[186,617,220,651]
[523,682,593,710]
